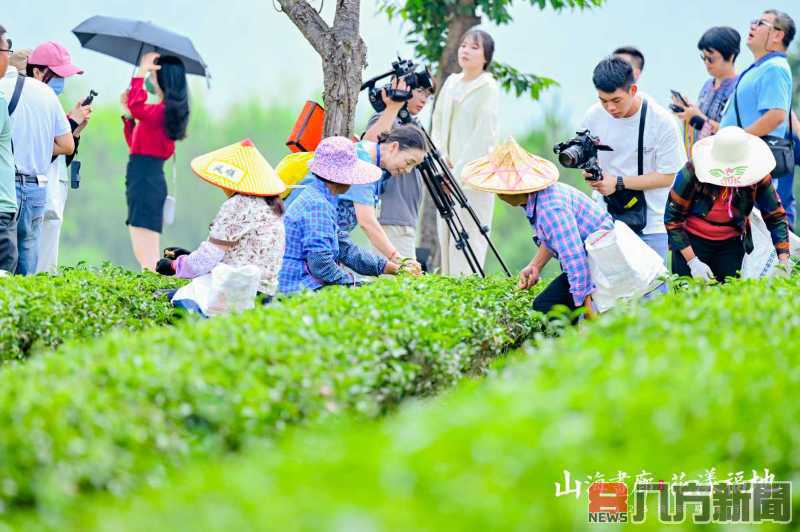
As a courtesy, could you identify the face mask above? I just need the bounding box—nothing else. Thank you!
[47,77,65,96]
[145,75,157,95]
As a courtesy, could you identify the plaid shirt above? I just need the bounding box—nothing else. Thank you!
[526,183,614,306]
[278,178,387,294]
[665,162,789,255]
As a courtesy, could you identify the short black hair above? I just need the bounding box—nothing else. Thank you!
[0,24,6,42]
[612,46,645,72]
[593,57,635,93]
[697,26,741,62]
[765,9,796,48]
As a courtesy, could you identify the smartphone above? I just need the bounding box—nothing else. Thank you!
[669,104,685,113]
[670,89,689,107]
[70,160,81,189]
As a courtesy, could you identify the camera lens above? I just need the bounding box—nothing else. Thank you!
[558,145,583,168]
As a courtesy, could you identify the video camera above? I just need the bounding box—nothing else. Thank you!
[361,57,433,116]
[553,130,612,181]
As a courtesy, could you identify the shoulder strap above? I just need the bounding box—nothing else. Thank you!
[7,75,25,156]
[638,98,648,176]
[7,74,25,116]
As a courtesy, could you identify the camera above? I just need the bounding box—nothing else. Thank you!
[553,130,612,181]
[362,57,433,115]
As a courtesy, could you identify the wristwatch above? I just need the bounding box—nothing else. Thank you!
[615,175,625,192]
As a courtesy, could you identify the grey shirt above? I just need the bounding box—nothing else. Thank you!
[366,113,423,228]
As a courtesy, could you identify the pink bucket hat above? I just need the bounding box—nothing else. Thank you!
[28,41,83,77]
[309,136,382,185]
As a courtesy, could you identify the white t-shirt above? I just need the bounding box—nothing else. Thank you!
[580,95,686,234]
[0,69,70,177]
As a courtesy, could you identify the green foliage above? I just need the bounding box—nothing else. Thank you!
[65,276,800,531]
[378,0,603,99]
[0,264,181,361]
[0,276,541,517]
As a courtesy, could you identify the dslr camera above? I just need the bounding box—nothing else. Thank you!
[362,57,434,115]
[553,130,612,181]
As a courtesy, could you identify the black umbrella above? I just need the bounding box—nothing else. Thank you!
[72,15,210,79]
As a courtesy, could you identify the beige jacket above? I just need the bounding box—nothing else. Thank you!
[431,72,499,183]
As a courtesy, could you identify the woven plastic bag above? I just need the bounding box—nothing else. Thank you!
[585,220,667,312]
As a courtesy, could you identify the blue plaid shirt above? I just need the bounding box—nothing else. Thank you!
[526,183,614,306]
[278,177,387,294]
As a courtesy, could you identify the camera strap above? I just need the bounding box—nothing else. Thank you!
[638,97,648,176]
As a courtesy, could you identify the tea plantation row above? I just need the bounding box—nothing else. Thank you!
[59,276,800,531]
[0,275,541,518]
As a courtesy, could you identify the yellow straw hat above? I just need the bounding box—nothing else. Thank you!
[462,137,559,194]
[190,139,287,196]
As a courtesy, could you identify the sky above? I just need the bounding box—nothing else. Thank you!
[5,0,800,139]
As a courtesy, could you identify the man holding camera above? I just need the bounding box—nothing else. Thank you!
[363,77,433,260]
[580,56,686,262]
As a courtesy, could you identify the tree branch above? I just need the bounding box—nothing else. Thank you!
[277,0,332,56]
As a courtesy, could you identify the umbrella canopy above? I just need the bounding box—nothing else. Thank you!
[72,15,209,78]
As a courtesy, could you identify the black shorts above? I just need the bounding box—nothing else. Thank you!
[125,154,167,233]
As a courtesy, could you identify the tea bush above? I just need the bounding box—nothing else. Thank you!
[0,275,541,517]
[66,276,800,531]
[0,264,182,361]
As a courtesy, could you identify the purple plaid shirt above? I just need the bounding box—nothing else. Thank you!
[526,183,614,306]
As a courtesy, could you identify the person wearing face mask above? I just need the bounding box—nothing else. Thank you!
[121,52,190,271]
[22,42,92,273]
[0,40,75,274]
[431,28,499,276]
[284,125,427,269]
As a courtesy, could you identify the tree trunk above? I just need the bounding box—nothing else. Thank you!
[278,0,366,137]
[320,35,366,137]
[418,1,481,272]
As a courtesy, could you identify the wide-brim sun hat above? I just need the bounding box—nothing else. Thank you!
[309,136,382,185]
[462,136,559,194]
[190,139,287,196]
[692,126,776,187]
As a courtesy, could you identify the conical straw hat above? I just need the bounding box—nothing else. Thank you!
[462,137,559,194]
[190,139,287,196]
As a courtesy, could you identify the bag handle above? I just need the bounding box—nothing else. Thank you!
[638,98,648,176]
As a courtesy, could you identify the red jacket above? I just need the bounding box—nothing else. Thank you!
[122,77,175,160]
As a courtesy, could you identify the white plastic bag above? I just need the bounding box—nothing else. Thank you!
[742,209,800,278]
[585,220,667,312]
[172,263,261,316]
[43,157,67,222]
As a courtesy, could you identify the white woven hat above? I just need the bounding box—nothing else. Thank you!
[692,126,776,187]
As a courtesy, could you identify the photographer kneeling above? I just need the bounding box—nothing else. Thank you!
[580,57,686,269]
[362,77,433,261]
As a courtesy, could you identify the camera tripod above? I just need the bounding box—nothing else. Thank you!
[414,125,511,278]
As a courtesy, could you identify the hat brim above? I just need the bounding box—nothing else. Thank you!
[462,160,559,195]
[190,141,288,197]
[49,64,83,78]
[310,158,383,185]
[693,134,776,187]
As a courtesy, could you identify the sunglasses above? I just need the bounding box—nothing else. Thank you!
[751,19,775,29]
[0,38,12,54]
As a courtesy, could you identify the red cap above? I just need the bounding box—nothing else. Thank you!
[28,41,83,78]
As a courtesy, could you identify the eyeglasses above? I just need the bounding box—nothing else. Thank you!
[0,38,12,54]
[751,19,775,29]
[700,53,717,64]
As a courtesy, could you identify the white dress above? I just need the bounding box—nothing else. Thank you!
[431,71,499,275]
